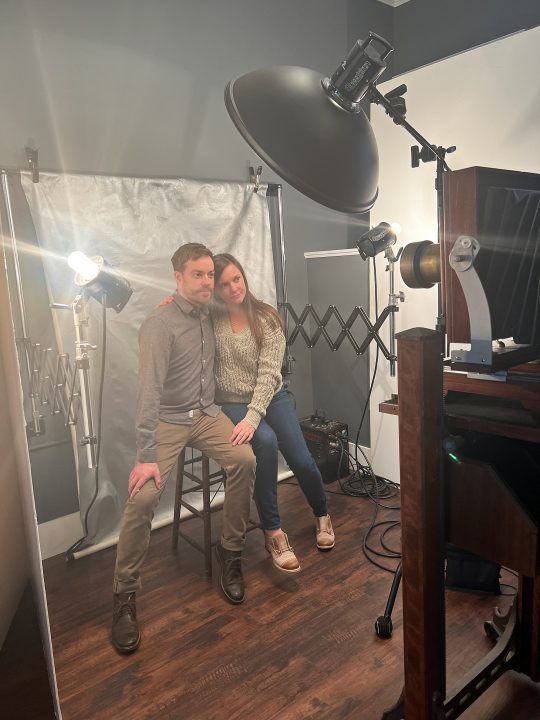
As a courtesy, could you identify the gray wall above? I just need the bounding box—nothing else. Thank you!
[307,254,371,446]
[347,0,394,86]
[302,0,393,443]
[0,0,358,413]
[0,0,380,522]
[0,286,30,648]
[349,0,540,79]
[345,0,394,250]
[8,0,534,523]
[2,176,79,523]
[392,0,540,76]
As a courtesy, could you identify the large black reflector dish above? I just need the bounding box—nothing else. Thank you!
[225,66,379,213]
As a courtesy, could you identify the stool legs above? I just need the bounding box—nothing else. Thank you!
[202,455,212,579]
[172,449,186,554]
[172,450,258,580]
[171,449,216,581]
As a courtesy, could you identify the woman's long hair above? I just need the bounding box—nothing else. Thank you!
[213,253,282,349]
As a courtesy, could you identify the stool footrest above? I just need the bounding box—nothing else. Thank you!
[172,446,261,581]
[180,500,224,518]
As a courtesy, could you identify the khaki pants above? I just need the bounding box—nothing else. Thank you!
[114,411,256,593]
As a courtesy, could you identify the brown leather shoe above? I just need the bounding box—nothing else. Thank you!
[215,544,245,604]
[112,592,140,654]
[316,514,335,550]
[265,531,301,573]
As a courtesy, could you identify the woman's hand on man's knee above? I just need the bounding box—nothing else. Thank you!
[230,420,255,446]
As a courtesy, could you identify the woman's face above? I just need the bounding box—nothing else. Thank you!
[215,262,246,307]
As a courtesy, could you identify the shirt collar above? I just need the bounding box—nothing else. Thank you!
[173,294,210,318]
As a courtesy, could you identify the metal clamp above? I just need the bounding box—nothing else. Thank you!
[249,165,262,192]
[25,146,39,183]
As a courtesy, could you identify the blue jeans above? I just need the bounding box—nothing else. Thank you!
[221,388,328,530]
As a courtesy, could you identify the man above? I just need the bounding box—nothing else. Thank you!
[112,243,256,654]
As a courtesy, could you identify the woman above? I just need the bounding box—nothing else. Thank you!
[211,253,334,573]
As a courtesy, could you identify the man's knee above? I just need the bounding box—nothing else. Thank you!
[230,443,256,474]
[126,483,160,516]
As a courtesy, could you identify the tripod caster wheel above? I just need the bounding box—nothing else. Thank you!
[375,615,393,639]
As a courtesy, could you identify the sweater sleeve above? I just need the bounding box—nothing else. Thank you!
[244,323,286,430]
[136,316,172,462]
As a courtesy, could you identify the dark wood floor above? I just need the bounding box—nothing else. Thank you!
[0,583,55,719]
[42,481,540,720]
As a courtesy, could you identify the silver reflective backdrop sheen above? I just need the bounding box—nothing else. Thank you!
[19,172,277,553]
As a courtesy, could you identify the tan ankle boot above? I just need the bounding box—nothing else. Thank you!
[265,531,301,573]
[315,515,335,550]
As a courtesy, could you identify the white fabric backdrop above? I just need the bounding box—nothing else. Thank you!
[21,172,276,549]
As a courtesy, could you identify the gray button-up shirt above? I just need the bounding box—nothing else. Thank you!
[136,295,219,463]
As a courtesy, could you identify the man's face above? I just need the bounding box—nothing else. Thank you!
[175,256,214,306]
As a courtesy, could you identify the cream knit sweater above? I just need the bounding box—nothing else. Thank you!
[212,307,285,429]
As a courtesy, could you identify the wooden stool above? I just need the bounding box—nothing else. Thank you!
[171,447,260,579]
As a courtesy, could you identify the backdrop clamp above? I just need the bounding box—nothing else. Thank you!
[25,146,39,183]
[249,165,262,192]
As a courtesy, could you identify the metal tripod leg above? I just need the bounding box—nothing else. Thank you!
[375,562,402,639]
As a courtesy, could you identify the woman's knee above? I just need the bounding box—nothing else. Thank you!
[252,424,278,457]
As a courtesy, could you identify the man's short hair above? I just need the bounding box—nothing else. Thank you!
[171,243,213,273]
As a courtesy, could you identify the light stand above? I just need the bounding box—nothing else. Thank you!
[70,293,97,469]
[366,88,457,643]
[64,253,131,556]
[368,83,456,345]
[385,246,404,377]
[59,252,132,470]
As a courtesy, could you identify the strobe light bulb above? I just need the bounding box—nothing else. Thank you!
[68,251,100,283]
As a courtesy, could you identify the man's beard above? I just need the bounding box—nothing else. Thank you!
[189,289,213,306]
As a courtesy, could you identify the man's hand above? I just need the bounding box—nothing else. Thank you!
[157,295,175,308]
[229,420,255,446]
[128,462,161,498]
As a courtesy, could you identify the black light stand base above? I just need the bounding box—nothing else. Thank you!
[375,562,402,639]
